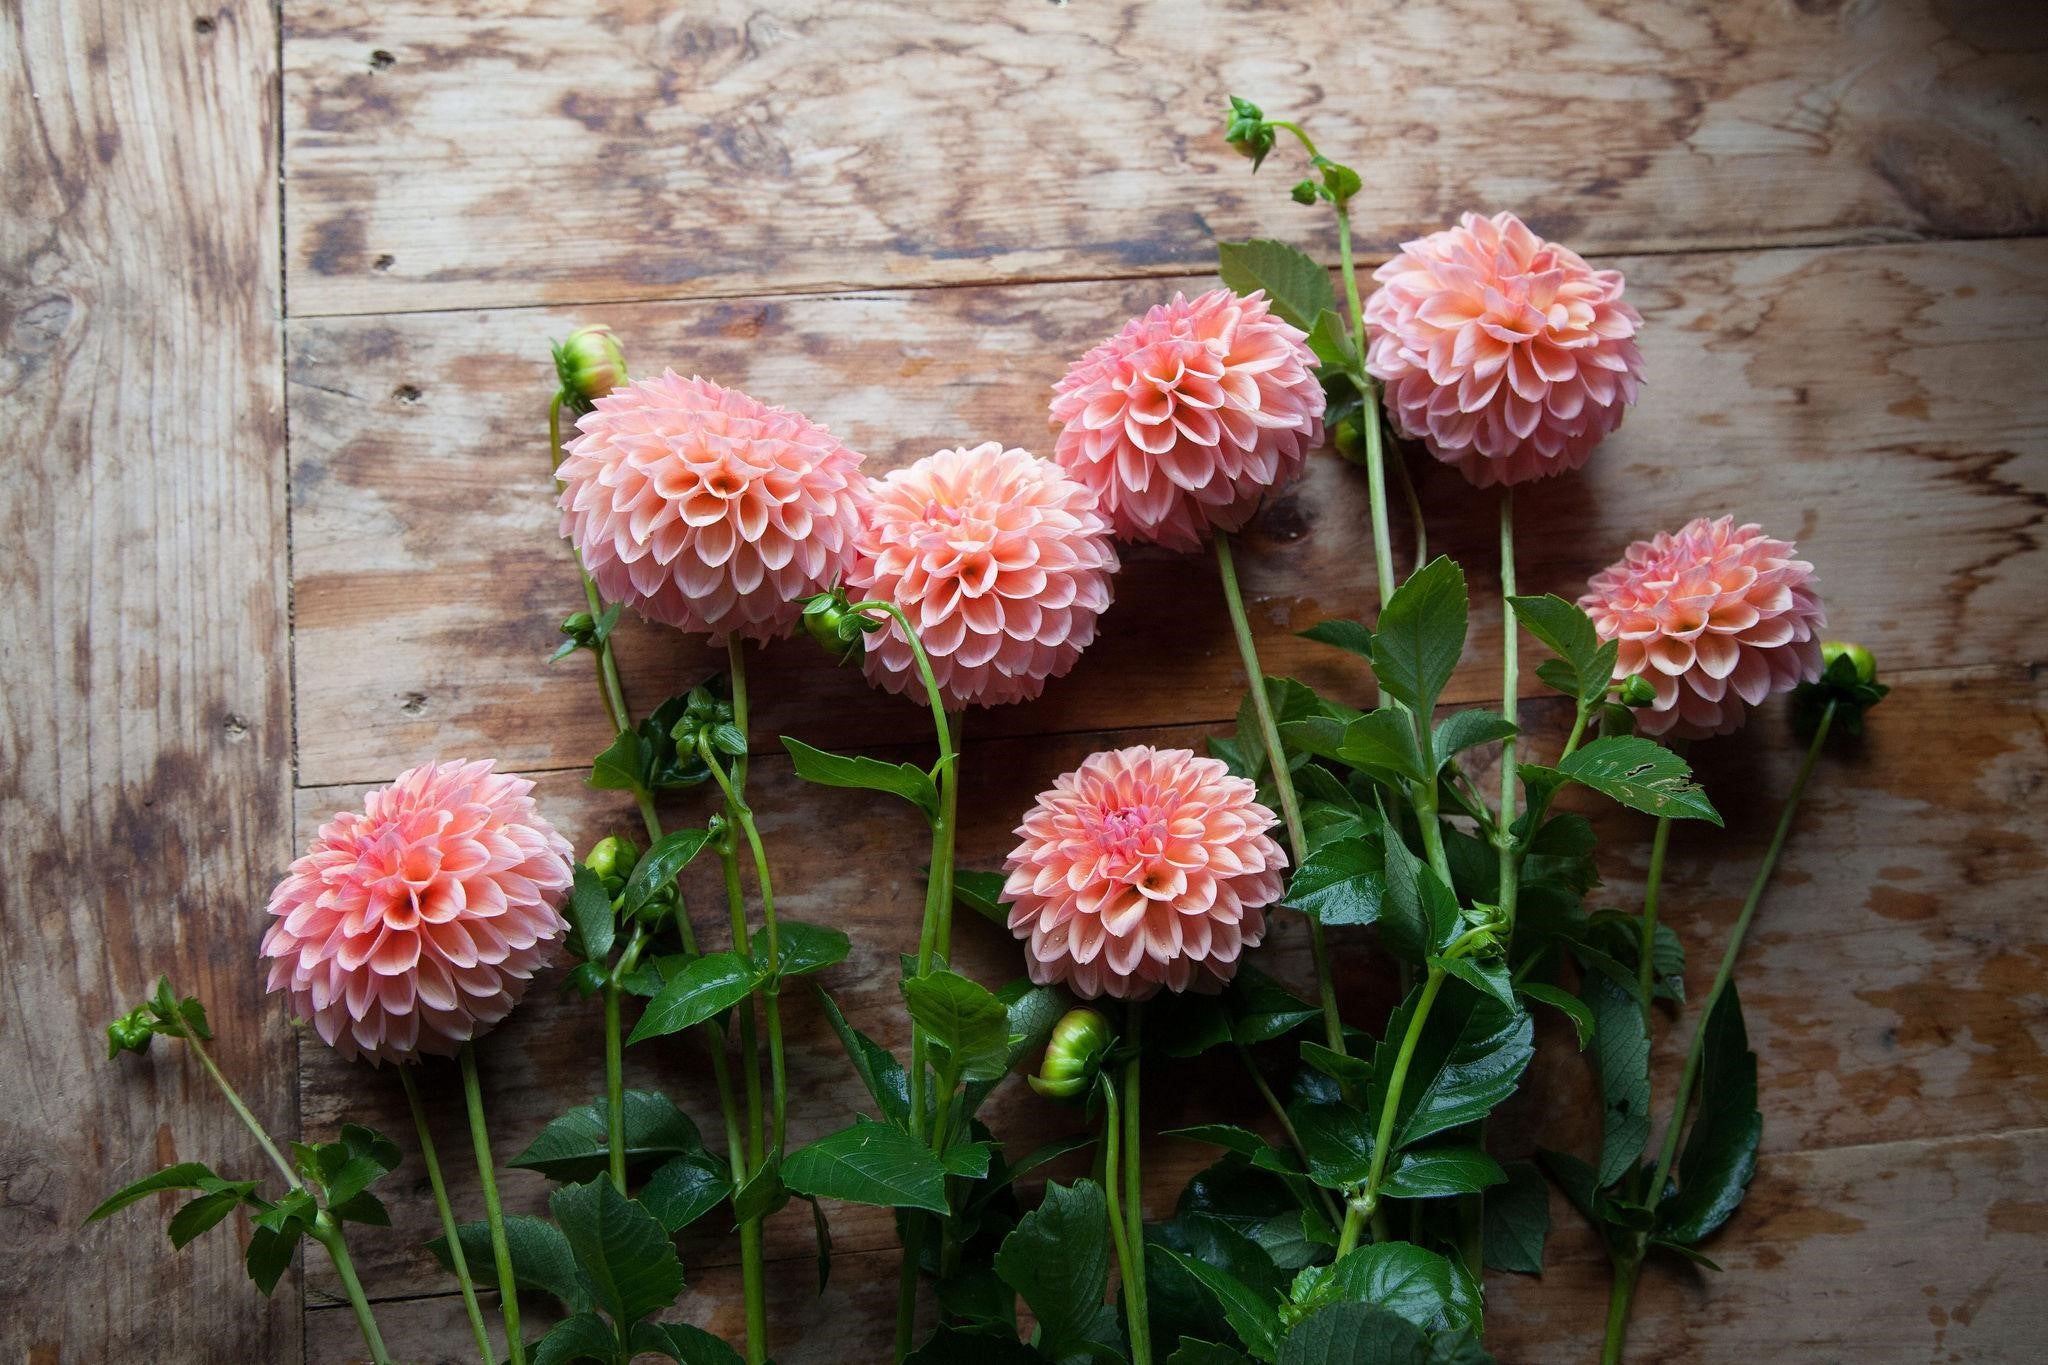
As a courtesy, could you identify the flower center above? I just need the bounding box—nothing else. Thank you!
[1093,803,1162,859]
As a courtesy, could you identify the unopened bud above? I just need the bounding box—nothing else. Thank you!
[554,325,628,407]
[1029,1008,1115,1102]
[1291,179,1320,206]
[1332,411,1366,462]
[583,835,638,888]
[1616,674,1658,708]
[1821,640,1877,686]
[107,1006,155,1059]
[1796,638,1888,737]
[561,612,595,637]
[1224,95,1275,170]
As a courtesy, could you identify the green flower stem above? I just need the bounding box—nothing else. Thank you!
[549,391,635,741]
[1600,1251,1641,1365]
[1649,700,1837,1199]
[713,837,769,1171]
[401,1067,492,1365]
[459,1043,526,1365]
[1636,817,1674,1034]
[1236,1042,1343,1230]
[893,1217,927,1362]
[1101,1065,1149,1365]
[699,740,789,1158]
[1213,531,1346,1062]
[184,1022,392,1364]
[1495,489,1520,929]
[1122,1007,1153,1365]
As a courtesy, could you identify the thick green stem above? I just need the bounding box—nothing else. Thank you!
[1601,1252,1642,1365]
[312,1211,394,1365]
[1122,1010,1152,1365]
[1357,384,1398,611]
[1495,489,1520,928]
[700,727,789,1156]
[180,1026,299,1191]
[1360,965,1448,1217]
[460,1044,526,1365]
[401,1068,492,1365]
[715,839,768,1170]
[1214,531,1345,1061]
[1637,817,1674,1032]
[1101,1074,1146,1365]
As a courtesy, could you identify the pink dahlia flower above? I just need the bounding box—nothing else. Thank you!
[849,442,1118,709]
[1580,516,1826,739]
[261,760,573,1065]
[1364,211,1644,488]
[1050,289,1325,551]
[557,372,866,641]
[1002,746,1284,1000]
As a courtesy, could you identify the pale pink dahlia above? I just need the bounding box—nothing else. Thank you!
[1364,211,1644,488]
[1580,516,1826,739]
[1003,746,1284,1000]
[261,760,573,1065]
[1050,289,1325,551]
[848,443,1118,709]
[557,372,866,641]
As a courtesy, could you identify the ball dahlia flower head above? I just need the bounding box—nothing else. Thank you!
[1580,516,1826,739]
[1003,745,1285,1000]
[1051,287,1325,552]
[557,372,867,642]
[1365,211,1644,488]
[848,442,1118,709]
[261,759,573,1065]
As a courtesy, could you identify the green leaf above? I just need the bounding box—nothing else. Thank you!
[1300,1042,1372,1089]
[1217,239,1335,333]
[629,1320,748,1365]
[781,736,938,821]
[327,1190,390,1226]
[1279,1302,1427,1365]
[628,951,761,1043]
[1552,737,1722,825]
[1157,1247,1284,1363]
[251,1187,315,1234]
[510,1091,703,1183]
[939,1140,995,1180]
[994,1179,1125,1363]
[623,828,713,917]
[533,1313,620,1365]
[755,919,850,979]
[431,1214,592,1313]
[551,1177,684,1329]
[1377,981,1534,1148]
[1339,709,1428,784]
[904,1326,1048,1365]
[782,1117,950,1213]
[1321,1241,1471,1332]
[244,1223,300,1296]
[729,1153,789,1223]
[1518,983,1595,1048]
[1506,594,1614,706]
[565,865,617,964]
[1299,619,1374,661]
[1226,965,1324,1046]
[1176,1157,1322,1272]
[814,985,910,1126]
[1170,1342,1252,1365]
[1369,558,1467,716]
[1375,809,1460,964]
[589,730,646,793]
[952,869,1011,927]
[1381,1146,1507,1199]
[1305,309,1360,372]
[1431,712,1516,770]
[1585,974,1651,1189]
[1290,1102,1374,1191]
[1432,956,1515,1012]
[1648,1237,1724,1271]
[167,1188,252,1248]
[638,1151,730,1233]
[307,1123,402,1207]
[903,970,1011,1083]
[1281,834,1387,928]
[87,1162,222,1222]
[1481,1160,1550,1275]
[1658,984,1761,1244]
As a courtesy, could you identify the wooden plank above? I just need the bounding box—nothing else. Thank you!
[306,1127,2048,1362]
[278,0,2048,316]
[290,665,2048,1307]
[284,238,2048,787]
[0,3,295,1361]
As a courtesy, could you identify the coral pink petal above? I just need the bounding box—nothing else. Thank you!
[1365,212,1643,487]
[261,760,573,1065]
[1580,517,1826,740]
[1003,746,1284,1001]
[1051,289,1324,551]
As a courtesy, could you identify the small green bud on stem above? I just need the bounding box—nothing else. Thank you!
[1797,639,1888,736]
[1821,640,1877,686]
[583,835,639,895]
[1224,95,1276,170]
[1029,1007,1115,1101]
[799,588,882,664]
[1616,674,1658,708]
[553,324,628,409]
[106,1006,155,1059]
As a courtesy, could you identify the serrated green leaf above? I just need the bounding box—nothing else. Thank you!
[1299,619,1374,660]
[533,1312,619,1365]
[1377,981,1534,1148]
[87,1162,221,1222]
[1431,711,1517,770]
[628,952,760,1044]
[729,1153,788,1223]
[952,869,1011,927]
[781,736,938,821]
[814,985,910,1126]
[1166,1124,1274,1159]
[993,1178,1125,1362]
[1158,1247,1284,1362]
[327,1190,389,1226]
[1305,309,1359,372]
[903,969,1011,1082]
[1380,1146,1507,1199]
[1227,965,1323,1045]
[589,730,646,793]
[782,1118,950,1213]
[1553,737,1722,825]
[1321,1241,1471,1332]
[1432,956,1515,1011]
[638,1151,730,1234]
[510,1091,703,1183]
[754,919,850,979]
[1481,1159,1550,1275]
[1299,1042,1372,1088]
[1585,974,1651,1188]
[1518,982,1595,1048]
[1279,1301,1427,1365]
[310,1123,401,1207]
[623,828,713,917]
[1289,1102,1374,1191]
[167,1189,249,1248]
[551,1177,683,1329]
[1370,558,1467,716]
[939,1140,994,1180]
[244,1223,300,1296]
[565,865,617,963]
[1658,984,1761,1244]
[431,1214,592,1313]
[1339,709,1427,784]
[1218,239,1336,332]
[1375,809,1460,964]
[629,1319,748,1364]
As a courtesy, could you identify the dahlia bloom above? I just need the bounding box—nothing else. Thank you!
[261,760,573,1064]
[557,372,866,641]
[1580,516,1826,739]
[848,443,1118,709]
[1050,289,1325,551]
[1364,211,1644,488]
[1002,746,1284,1000]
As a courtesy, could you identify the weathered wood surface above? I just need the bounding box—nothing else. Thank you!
[0,3,295,1362]
[290,666,2048,1353]
[284,238,2048,787]
[279,0,2048,315]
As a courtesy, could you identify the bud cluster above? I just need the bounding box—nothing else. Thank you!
[799,588,884,665]
[670,681,746,761]
[1795,641,1888,737]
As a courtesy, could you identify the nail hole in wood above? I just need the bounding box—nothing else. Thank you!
[194,16,215,35]
[394,384,422,405]
[373,254,396,272]
[370,49,395,70]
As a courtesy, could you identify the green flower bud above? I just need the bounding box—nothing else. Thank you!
[1332,411,1366,461]
[1821,640,1877,686]
[1616,674,1658,708]
[671,682,741,760]
[583,835,639,891]
[107,1005,155,1059]
[553,325,628,407]
[800,591,868,664]
[1029,1008,1115,1101]
[1291,179,1320,206]
[1223,95,1275,170]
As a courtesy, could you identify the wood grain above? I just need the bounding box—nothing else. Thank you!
[0,2,296,1361]
[285,238,2048,787]
[289,666,2048,1325]
[278,0,2048,316]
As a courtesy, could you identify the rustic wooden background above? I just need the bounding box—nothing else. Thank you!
[6,1,2046,1360]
